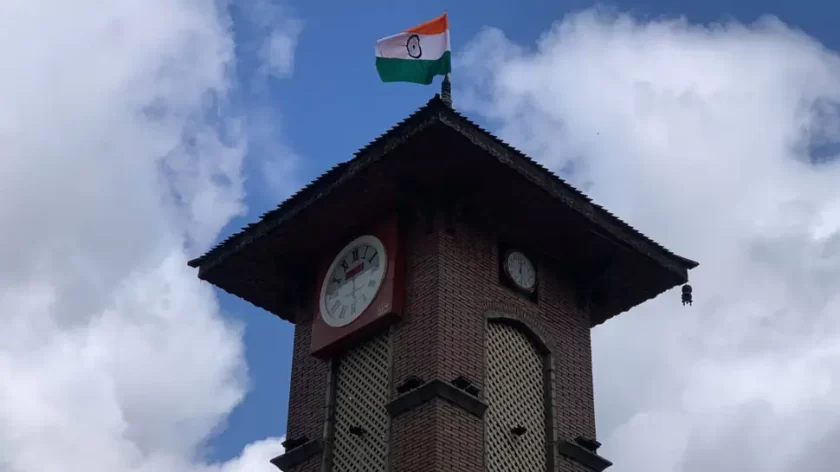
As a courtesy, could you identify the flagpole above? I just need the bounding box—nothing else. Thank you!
[441,72,452,107]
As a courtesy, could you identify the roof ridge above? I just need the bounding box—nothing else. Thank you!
[189,94,697,276]
[188,95,448,269]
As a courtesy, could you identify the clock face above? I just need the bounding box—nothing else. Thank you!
[504,250,536,292]
[319,235,388,328]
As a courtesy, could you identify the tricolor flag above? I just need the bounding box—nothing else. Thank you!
[375,13,451,85]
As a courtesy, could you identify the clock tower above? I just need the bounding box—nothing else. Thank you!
[188,95,697,472]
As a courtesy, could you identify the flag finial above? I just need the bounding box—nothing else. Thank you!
[441,73,452,107]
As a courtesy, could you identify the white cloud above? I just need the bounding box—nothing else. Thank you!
[260,24,303,80]
[241,0,303,81]
[458,8,840,472]
[0,1,295,471]
[212,438,285,472]
[246,105,302,199]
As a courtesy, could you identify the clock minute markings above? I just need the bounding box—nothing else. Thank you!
[320,237,388,327]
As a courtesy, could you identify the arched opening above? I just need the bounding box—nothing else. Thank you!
[485,317,552,471]
[329,331,391,471]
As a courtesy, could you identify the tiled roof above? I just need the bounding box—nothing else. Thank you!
[189,95,697,277]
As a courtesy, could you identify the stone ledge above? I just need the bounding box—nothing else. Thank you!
[557,439,612,472]
[386,379,488,418]
[270,439,322,472]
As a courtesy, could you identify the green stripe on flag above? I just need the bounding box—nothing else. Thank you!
[376,51,451,85]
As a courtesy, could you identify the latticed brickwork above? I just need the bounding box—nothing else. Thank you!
[389,213,596,471]
[331,332,391,471]
[285,211,597,472]
[485,322,547,471]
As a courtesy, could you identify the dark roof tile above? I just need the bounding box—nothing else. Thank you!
[189,95,697,279]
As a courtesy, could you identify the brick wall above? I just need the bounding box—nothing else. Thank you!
[387,211,597,471]
[285,307,329,448]
[390,212,441,389]
[284,209,598,471]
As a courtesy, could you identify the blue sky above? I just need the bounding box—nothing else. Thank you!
[10,1,840,472]
[208,0,840,465]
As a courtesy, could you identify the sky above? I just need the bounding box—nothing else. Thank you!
[2,1,840,471]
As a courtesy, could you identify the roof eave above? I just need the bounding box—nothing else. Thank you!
[189,94,698,287]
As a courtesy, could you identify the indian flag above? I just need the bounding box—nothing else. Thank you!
[375,13,451,85]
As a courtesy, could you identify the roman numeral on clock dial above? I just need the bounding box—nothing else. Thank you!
[319,235,389,328]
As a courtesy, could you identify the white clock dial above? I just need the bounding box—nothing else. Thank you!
[505,250,536,292]
[319,235,387,328]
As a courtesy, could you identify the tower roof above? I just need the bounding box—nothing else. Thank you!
[189,95,697,326]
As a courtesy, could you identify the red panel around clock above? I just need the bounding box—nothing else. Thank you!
[310,212,405,358]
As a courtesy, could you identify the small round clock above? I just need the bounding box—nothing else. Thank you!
[319,234,388,327]
[503,249,537,293]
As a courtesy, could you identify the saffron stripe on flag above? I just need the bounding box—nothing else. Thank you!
[375,12,451,85]
[404,13,448,35]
